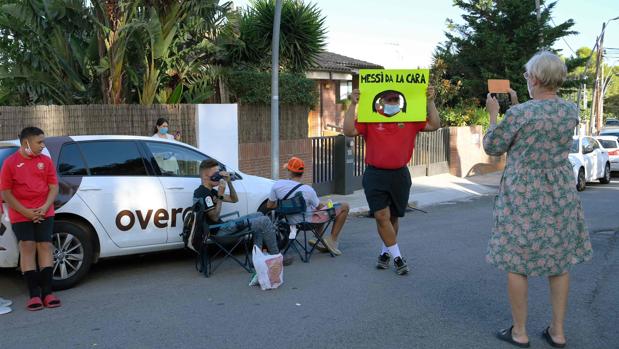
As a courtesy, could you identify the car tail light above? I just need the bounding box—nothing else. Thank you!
[608,149,619,156]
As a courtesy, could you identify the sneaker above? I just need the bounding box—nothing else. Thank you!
[0,306,12,315]
[0,297,12,307]
[283,254,294,266]
[308,239,327,252]
[376,253,391,269]
[394,257,409,275]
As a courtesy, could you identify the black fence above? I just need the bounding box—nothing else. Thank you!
[311,128,450,196]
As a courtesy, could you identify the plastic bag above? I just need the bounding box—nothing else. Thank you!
[251,245,284,290]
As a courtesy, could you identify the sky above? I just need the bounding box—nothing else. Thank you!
[231,0,619,68]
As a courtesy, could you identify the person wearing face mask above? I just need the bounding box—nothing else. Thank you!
[0,127,61,311]
[484,51,592,348]
[152,117,179,140]
[343,85,440,276]
[378,92,403,117]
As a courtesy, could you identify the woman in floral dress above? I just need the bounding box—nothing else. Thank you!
[484,51,592,348]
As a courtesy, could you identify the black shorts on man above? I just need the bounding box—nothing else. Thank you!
[12,218,54,242]
[362,166,411,217]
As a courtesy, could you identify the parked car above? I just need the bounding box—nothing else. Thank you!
[604,118,619,127]
[600,127,619,140]
[595,136,619,172]
[0,136,274,289]
[569,136,611,191]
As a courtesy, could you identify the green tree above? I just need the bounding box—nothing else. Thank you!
[0,0,98,105]
[434,0,576,105]
[233,0,327,73]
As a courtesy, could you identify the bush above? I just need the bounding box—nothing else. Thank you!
[226,70,317,108]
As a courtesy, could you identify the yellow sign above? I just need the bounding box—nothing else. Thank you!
[358,69,429,123]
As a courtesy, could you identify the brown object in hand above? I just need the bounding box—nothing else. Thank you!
[488,79,510,93]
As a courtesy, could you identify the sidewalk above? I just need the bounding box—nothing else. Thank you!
[321,171,502,215]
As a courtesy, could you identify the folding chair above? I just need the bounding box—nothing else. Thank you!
[274,193,338,263]
[182,204,254,278]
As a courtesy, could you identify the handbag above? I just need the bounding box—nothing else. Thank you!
[277,184,307,215]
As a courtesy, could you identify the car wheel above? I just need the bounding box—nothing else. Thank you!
[51,221,94,290]
[576,167,586,191]
[599,163,611,184]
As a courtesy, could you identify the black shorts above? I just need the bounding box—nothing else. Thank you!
[362,166,412,218]
[12,218,54,242]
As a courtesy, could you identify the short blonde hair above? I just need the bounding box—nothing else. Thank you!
[525,51,567,90]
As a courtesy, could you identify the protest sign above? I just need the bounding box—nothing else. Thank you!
[358,69,429,123]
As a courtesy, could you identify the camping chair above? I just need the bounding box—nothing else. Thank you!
[182,202,254,278]
[274,192,338,263]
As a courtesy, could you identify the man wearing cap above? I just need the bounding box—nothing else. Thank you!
[343,86,440,275]
[267,157,350,255]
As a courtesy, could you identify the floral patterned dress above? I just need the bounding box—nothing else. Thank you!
[483,98,592,276]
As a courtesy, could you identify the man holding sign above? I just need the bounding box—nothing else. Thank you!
[343,69,440,275]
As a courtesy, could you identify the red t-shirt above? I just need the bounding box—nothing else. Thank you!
[355,120,427,169]
[0,151,58,223]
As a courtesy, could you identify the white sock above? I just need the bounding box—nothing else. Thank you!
[387,244,401,259]
[381,244,389,255]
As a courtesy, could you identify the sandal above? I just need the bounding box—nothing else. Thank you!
[496,326,531,348]
[543,327,567,348]
[43,294,62,308]
[26,297,44,311]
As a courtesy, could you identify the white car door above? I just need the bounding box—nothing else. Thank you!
[73,141,168,248]
[582,137,597,180]
[142,141,248,243]
[590,138,606,177]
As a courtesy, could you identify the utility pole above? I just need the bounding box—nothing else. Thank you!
[535,0,543,47]
[270,0,283,180]
[591,23,606,135]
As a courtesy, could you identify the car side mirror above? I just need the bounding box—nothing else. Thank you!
[583,145,594,154]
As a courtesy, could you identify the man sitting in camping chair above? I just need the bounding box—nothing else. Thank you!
[266,157,350,258]
[193,159,280,260]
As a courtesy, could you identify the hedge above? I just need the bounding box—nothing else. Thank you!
[226,70,317,108]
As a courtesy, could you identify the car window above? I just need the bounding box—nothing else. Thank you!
[590,138,600,150]
[145,142,209,177]
[57,143,87,176]
[570,140,578,153]
[79,141,147,176]
[598,140,618,149]
[0,147,18,168]
[581,138,590,153]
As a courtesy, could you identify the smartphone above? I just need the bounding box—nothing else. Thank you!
[174,130,181,139]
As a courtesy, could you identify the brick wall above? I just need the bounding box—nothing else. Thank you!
[239,139,313,184]
[449,126,506,177]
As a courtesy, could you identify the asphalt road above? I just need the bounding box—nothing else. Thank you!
[1,178,618,349]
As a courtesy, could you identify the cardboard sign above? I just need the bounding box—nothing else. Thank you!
[358,69,429,123]
[488,79,510,93]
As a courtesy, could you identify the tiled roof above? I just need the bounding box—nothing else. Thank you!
[311,51,383,73]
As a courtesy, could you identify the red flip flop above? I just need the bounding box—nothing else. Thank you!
[43,294,61,308]
[26,297,44,311]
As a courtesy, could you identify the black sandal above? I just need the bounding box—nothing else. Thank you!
[543,327,567,348]
[496,326,531,348]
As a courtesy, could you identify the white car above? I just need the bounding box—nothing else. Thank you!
[569,136,611,191]
[594,136,619,172]
[0,136,274,289]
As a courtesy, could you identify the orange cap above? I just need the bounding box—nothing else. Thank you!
[286,156,305,174]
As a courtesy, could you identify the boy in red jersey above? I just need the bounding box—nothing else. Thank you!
[0,127,60,310]
[343,86,440,275]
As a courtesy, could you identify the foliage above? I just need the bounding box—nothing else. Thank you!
[440,100,499,132]
[0,0,99,105]
[232,0,327,73]
[226,70,317,108]
[434,0,576,106]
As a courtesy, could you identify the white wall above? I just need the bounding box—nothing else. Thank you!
[195,104,239,170]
